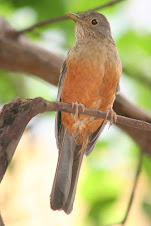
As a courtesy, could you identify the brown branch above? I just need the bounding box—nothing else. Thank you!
[105,152,143,226]
[123,66,151,89]
[114,95,151,155]
[0,213,4,226]
[16,0,125,35]
[121,152,143,225]
[89,0,125,11]
[0,16,63,86]
[0,97,151,183]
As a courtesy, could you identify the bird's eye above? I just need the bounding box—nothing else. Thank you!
[91,19,98,25]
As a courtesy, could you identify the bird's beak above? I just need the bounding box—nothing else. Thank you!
[66,12,83,23]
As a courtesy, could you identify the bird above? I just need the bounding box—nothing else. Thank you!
[50,11,122,214]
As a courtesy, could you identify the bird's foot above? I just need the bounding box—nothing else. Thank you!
[71,102,85,120]
[105,108,117,128]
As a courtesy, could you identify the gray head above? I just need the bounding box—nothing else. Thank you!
[66,11,113,41]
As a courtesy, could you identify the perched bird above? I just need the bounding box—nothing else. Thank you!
[50,11,122,214]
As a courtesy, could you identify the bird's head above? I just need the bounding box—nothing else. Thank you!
[66,11,112,41]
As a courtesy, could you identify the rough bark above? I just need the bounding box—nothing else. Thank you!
[0,97,151,183]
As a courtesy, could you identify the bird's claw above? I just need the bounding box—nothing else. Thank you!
[72,102,85,120]
[105,108,117,128]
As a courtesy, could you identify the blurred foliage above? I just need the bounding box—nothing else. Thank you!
[142,200,151,221]
[0,0,151,225]
[117,31,151,109]
[143,155,151,184]
[0,70,26,104]
[81,168,120,225]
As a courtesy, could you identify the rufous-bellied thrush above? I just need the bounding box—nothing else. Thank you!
[50,11,122,214]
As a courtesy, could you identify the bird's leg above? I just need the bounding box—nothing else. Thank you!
[71,102,85,120]
[105,107,117,128]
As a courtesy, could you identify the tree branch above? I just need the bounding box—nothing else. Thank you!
[105,152,143,226]
[0,213,4,226]
[114,95,151,155]
[0,17,63,86]
[15,0,125,35]
[121,152,143,225]
[0,97,151,183]
[123,66,151,89]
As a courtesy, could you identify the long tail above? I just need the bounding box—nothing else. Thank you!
[50,130,84,214]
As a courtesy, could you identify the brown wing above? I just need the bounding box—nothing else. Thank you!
[55,60,66,149]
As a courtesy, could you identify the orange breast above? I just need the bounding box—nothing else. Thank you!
[61,58,104,107]
[61,44,121,144]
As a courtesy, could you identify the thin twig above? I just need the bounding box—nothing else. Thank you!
[16,15,67,35]
[87,0,125,11]
[121,152,143,225]
[16,0,125,35]
[41,100,151,132]
[104,152,143,226]
[1,98,151,132]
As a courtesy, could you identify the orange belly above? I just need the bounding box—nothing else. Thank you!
[61,57,119,144]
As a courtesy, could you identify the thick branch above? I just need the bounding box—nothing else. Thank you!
[0,97,151,183]
[123,66,151,89]
[0,17,63,85]
[114,95,151,155]
[16,0,125,35]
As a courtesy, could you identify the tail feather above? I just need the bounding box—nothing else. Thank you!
[63,145,84,214]
[50,131,74,210]
[50,129,84,213]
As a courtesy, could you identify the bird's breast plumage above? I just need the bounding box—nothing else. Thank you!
[61,40,121,144]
